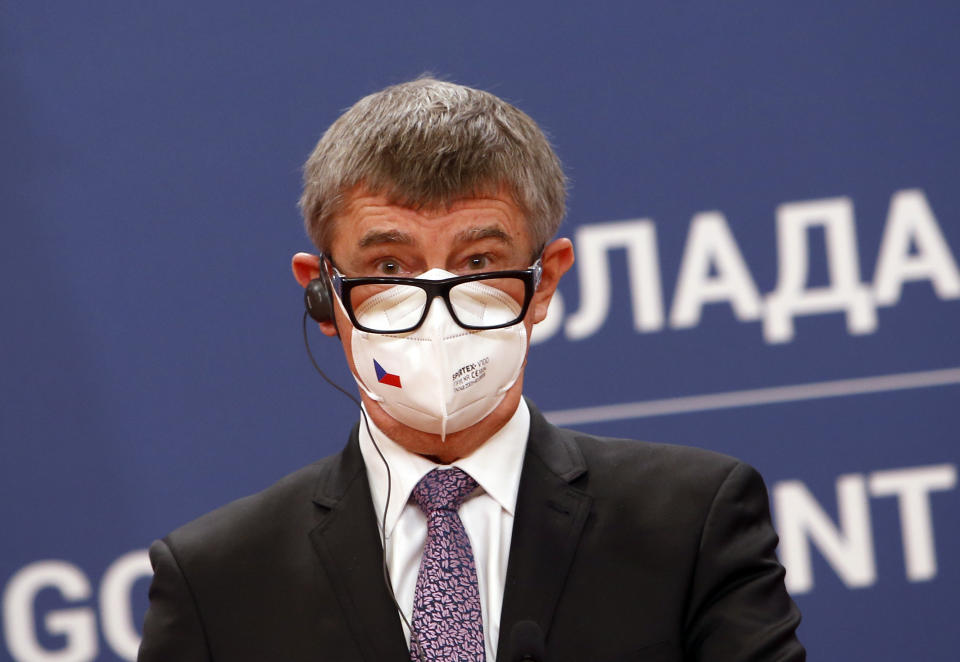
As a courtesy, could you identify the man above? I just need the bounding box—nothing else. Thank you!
[139,78,804,661]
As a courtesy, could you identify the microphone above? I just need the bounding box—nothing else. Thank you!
[508,620,546,662]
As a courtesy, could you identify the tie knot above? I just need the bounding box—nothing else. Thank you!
[412,468,478,513]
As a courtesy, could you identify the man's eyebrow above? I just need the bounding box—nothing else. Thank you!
[454,225,513,245]
[358,229,417,248]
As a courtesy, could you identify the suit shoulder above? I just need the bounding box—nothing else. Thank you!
[559,427,754,500]
[572,428,740,472]
[162,453,345,559]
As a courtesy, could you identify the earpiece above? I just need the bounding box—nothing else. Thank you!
[304,254,336,323]
[304,277,334,323]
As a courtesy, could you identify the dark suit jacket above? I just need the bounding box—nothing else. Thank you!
[138,404,804,661]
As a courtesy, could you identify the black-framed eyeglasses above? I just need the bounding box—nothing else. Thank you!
[322,255,542,334]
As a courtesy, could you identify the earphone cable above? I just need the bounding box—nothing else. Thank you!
[301,312,426,662]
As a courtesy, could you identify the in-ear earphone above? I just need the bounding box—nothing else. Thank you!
[304,255,335,324]
[304,277,334,323]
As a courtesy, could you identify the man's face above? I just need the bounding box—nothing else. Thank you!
[293,188,573,460]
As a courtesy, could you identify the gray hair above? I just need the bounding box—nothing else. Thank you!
[299,77,567,254]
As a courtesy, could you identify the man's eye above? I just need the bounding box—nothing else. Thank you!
[466,255,490,270]
[376,260,400,275]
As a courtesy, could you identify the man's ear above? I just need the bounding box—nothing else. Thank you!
[531,238,574,324]
[292,252,320,287]
[291,252,338,337]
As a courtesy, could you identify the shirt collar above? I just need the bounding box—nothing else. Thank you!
[358,400,530,539]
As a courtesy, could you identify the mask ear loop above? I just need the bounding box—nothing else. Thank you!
[301,312,427,662]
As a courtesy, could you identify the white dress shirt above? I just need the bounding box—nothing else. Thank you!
[358,399,530,661]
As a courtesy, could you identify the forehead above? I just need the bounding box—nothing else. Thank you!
[329,190,533,254]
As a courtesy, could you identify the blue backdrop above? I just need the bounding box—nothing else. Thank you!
[3,2,958,660]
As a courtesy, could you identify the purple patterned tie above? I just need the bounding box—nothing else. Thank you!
[409,467,485,662]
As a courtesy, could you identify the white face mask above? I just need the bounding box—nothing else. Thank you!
[348,269,528,440]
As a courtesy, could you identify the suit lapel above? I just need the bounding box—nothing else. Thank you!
[308,428,409,662]
[497,404,592,659]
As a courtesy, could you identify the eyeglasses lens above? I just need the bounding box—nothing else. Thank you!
[352,284,427,332]
[449,278,524,326]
